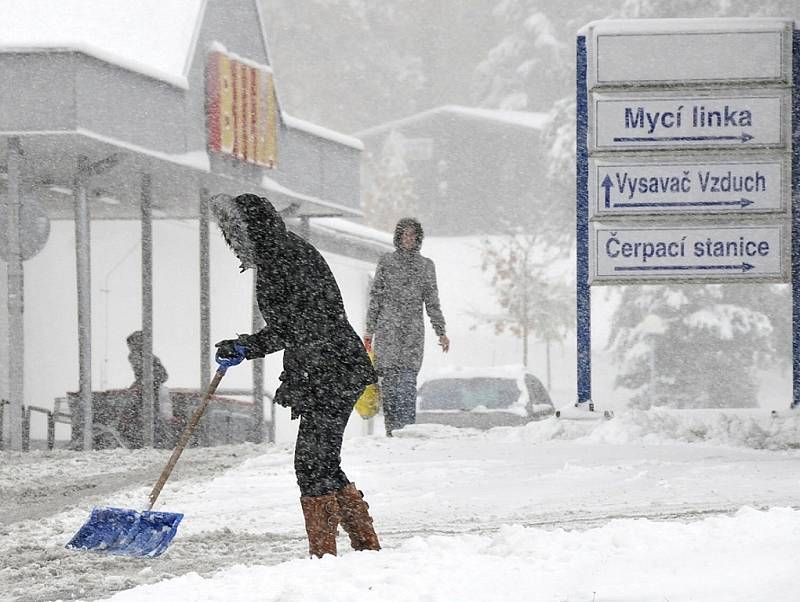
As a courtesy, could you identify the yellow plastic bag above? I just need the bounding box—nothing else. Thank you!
[355,352,380,419]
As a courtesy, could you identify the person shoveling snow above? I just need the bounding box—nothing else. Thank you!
[211,193,381,558]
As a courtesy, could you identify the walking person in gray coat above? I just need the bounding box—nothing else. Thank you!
[364,218,449,436]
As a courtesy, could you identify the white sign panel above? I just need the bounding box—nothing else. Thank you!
[590,157,787,217]
[591,223,788,283]
[592,91,788,151]
[588,21,791,88]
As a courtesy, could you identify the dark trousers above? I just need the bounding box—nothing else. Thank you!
[294,390,358,497]
[381,369,418,434]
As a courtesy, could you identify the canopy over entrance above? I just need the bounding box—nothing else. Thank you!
[0,0,383,451]
[0,131,361,221]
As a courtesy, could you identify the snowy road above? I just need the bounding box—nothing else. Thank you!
[2,409,799,601]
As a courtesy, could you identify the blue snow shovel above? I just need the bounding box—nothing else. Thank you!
[66,347,246,557]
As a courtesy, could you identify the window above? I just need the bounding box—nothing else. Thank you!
[417,378,520,411]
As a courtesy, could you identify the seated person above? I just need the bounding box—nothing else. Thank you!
[121,330,171,447]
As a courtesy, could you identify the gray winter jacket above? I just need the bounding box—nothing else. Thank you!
[366,219,446,373]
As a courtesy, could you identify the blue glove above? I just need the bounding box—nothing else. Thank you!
[215,339,246,370]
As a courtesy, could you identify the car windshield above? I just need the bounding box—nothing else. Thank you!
[417,377,520,411]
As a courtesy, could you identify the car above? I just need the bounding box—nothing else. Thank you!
[414,366,555,429]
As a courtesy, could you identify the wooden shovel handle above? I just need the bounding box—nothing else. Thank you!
[147,369,226,510]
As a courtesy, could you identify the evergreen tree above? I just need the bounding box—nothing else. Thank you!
[608,284,790,408]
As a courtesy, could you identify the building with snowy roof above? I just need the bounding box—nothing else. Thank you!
[357,105,552,235]
[0,0,390,450]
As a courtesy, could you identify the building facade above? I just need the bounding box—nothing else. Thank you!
[358,105,552,236]
[0,0,388,449]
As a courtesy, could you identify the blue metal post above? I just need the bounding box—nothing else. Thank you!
[576,35,592,406]
[792,30,800,409]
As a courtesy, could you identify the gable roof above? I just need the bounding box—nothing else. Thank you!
[356,105,552,138]
[0,0,207,88]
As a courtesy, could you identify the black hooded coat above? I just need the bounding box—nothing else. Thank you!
[213,194,375,418]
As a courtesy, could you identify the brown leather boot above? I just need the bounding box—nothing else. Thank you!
[300,492,340,558]
[335,483,381,551]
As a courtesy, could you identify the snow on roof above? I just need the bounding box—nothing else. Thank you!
[282,113,364,151]
[209,40,273,73]
[356,105,551,138]
[0,2,364,154]
[311,217,394,248]
[260,175,363,217]
[445,106,551,130]
[0,0,205,88]
[77,127,212,170]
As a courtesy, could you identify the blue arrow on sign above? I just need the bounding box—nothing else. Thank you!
[612,132,753,143]
[612,198,754,209]
[601,175,613,208]
[614,263,755,273]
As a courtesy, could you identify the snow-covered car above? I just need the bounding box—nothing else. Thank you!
[415,366,554,429]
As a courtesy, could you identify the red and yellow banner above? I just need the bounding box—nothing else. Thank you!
[206,52,278,167]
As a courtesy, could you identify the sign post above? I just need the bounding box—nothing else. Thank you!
[574,18,797,412]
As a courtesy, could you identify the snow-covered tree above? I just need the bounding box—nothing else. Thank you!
[608,284,790,408]
[472,1,585,249]
[477,231,573,387]
[263,0,800,135]
[473,1,566,112]
[262,0,427,133]
[262,0,496,133]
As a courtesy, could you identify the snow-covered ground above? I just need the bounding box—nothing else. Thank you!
[3,409,799,602]
[3,230,798,601]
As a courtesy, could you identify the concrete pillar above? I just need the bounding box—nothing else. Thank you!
[74,156,93,450]
[199,188,211,392]
[4,137,24,450]
[140,173,154,447]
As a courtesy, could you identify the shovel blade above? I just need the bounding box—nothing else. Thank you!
[66,507,184,557]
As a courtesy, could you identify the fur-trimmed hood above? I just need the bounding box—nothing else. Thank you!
[210,193,288,269]
[393,217,424,252]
